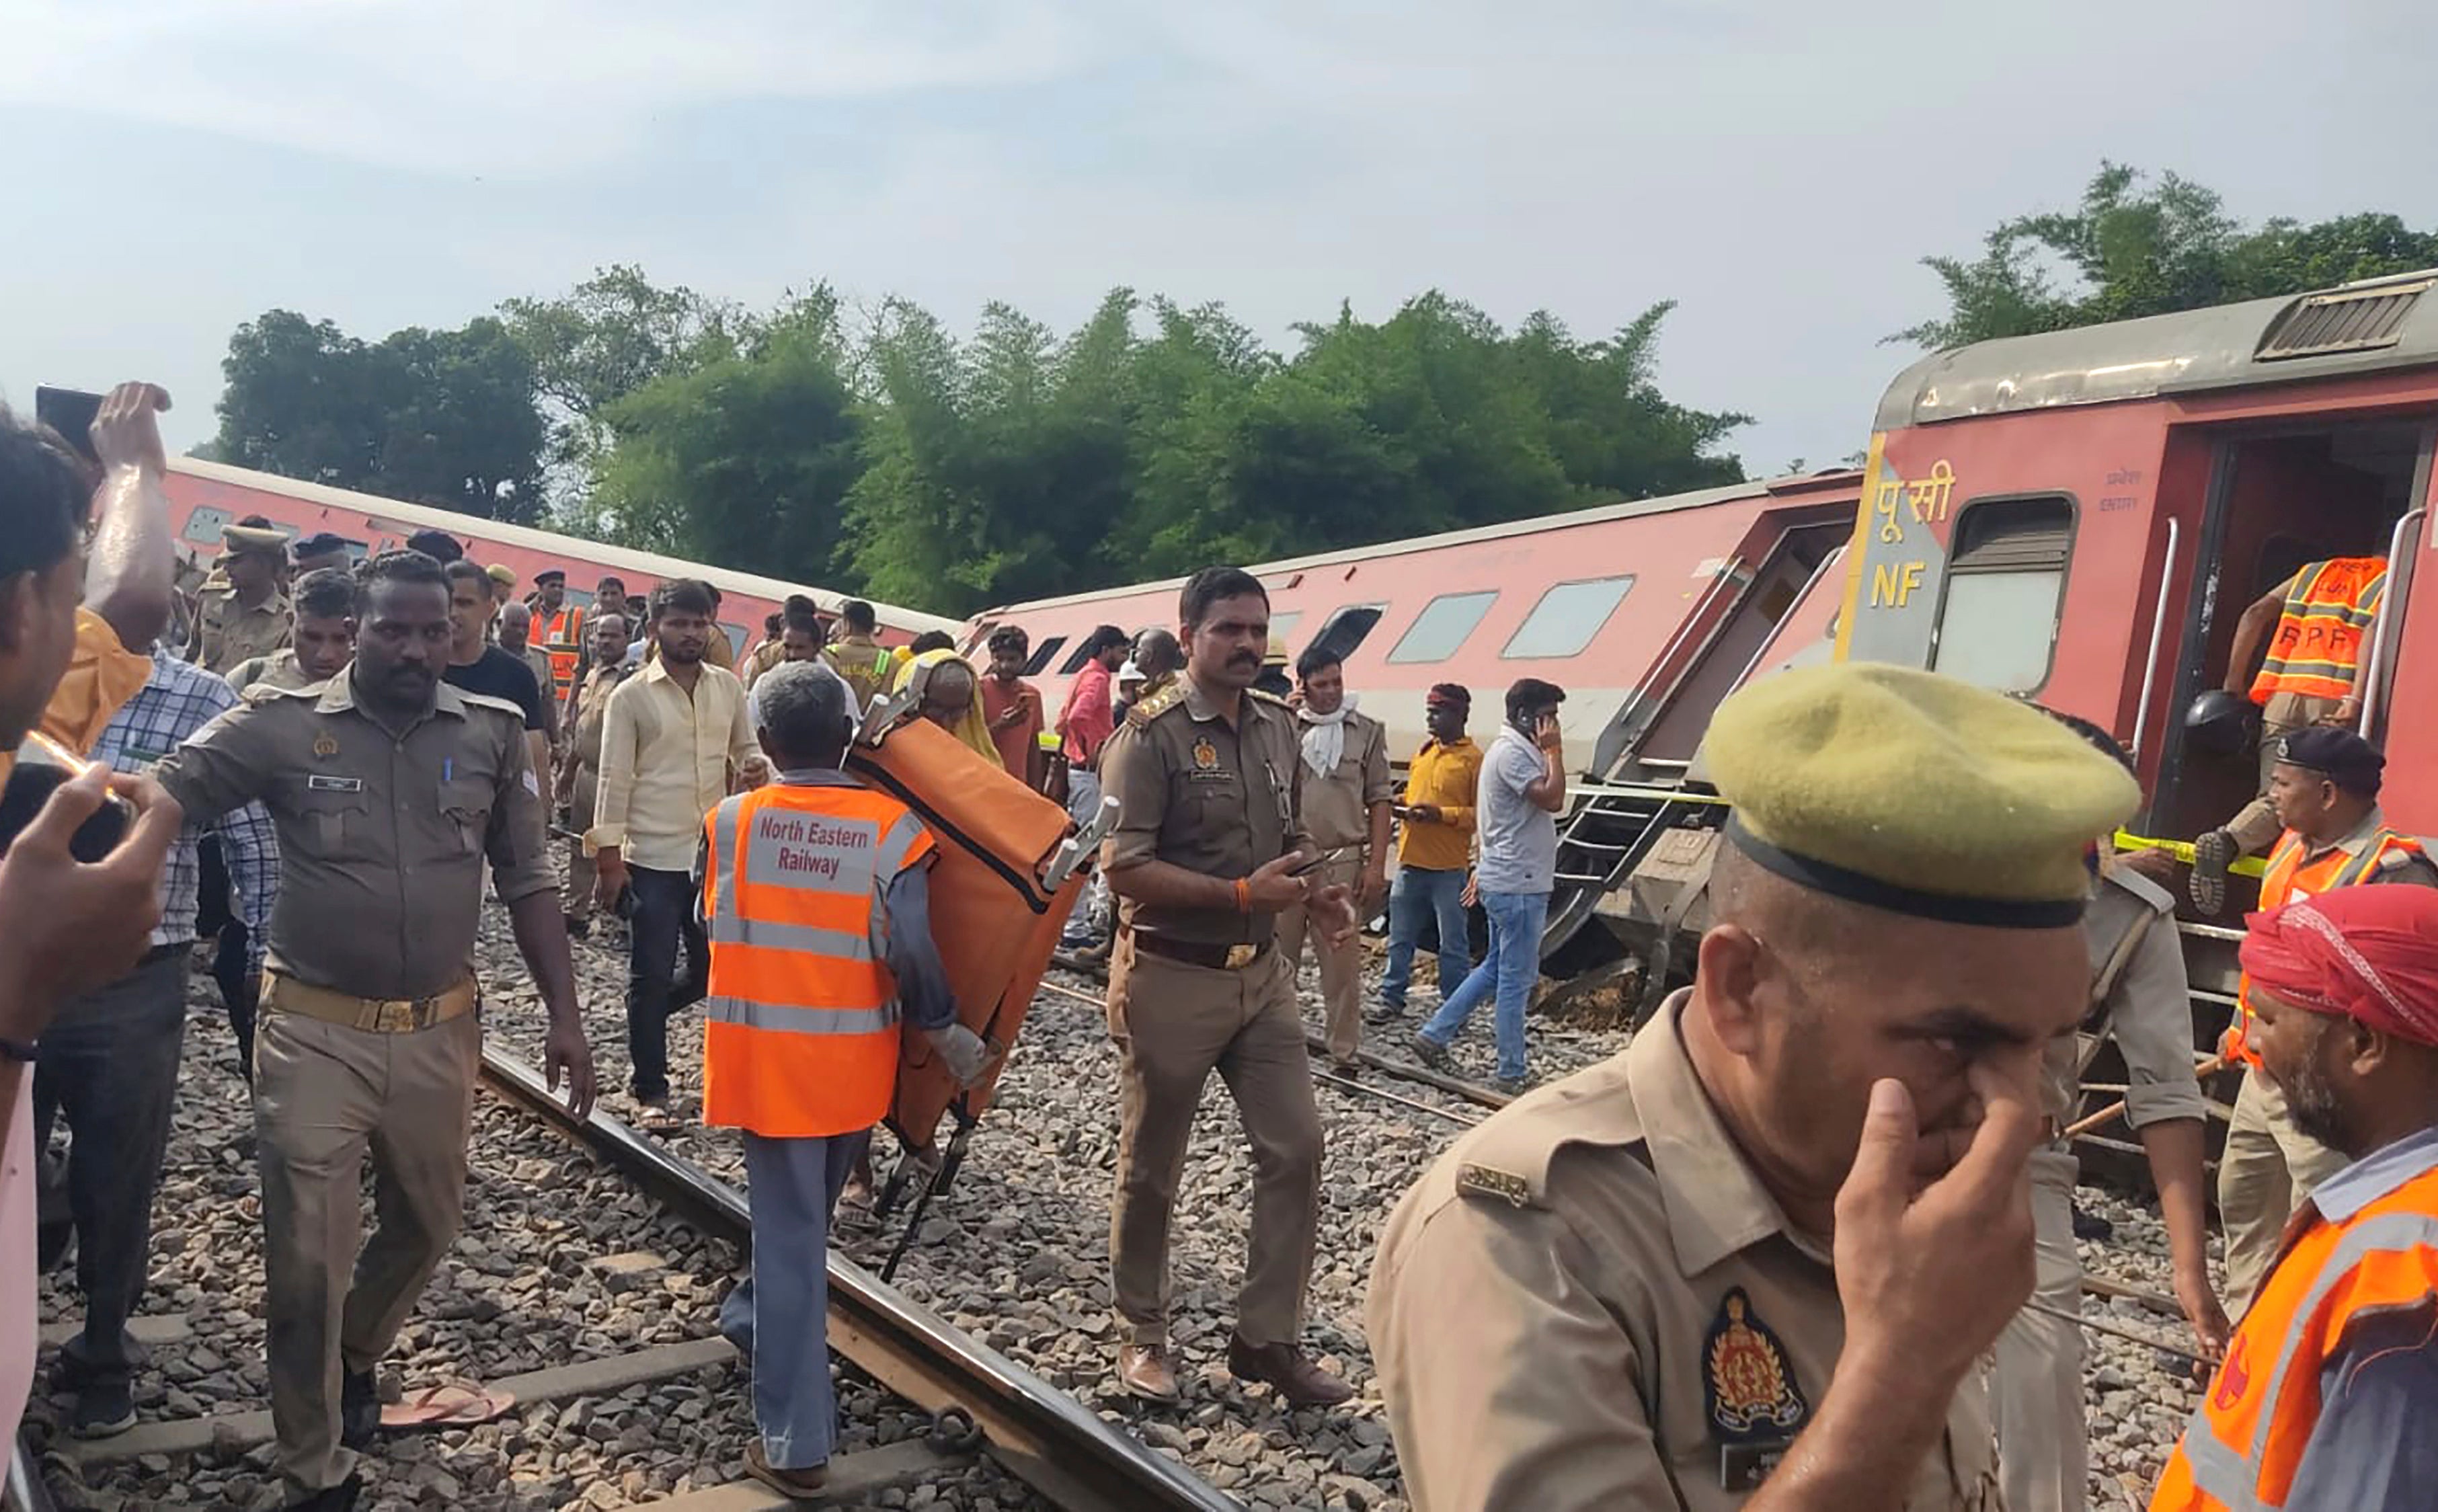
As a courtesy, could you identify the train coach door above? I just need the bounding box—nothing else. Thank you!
[2146,415,2437,853]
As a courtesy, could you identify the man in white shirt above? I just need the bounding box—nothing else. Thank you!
[590,580,764,1125]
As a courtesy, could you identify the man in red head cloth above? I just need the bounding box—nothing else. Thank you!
[2152,884,2438,1511]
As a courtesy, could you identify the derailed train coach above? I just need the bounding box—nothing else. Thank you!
[158,456,961,657]
[1587,268,2438,1162]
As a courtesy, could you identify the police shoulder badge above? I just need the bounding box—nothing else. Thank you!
[1191,735,1220,773]
[1703,1287,1808,1489]
[313,729,340,758]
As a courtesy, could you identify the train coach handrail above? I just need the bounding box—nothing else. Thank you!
[2358,506,2425,742]
[2129,516,2182,764]
[1725,545,1846,699]
[1598,560,1743,777]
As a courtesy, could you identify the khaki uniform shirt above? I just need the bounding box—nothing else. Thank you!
[742,639,787,689]
[188,586,292,676]
[227,647,336,700]
[153,674,555,1000]
[1099,676,1312,948]
[821,639,894,714]
[1368,994,2001,1512]
[566,665,627,775]
[1294,709,1391,854]
[2051,867,2207,1129]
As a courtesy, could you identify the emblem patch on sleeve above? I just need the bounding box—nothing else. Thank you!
[1703,1287,1808,1489]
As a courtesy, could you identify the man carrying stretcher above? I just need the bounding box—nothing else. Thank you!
[697,660,992,1497]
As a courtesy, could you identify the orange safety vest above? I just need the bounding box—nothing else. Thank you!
[537,602,586,697]
[699,782,936,1139]
[2150,1146,2438,1510]
[2248,557,2386,705]
[2226,824,2427,1062]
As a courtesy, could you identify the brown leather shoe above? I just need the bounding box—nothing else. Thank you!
[1117,1343,1180,1402]
[1226,1336,1353,1407]
[746,1441,828,1499]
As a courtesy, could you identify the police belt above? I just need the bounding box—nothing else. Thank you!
[262,969,479,1034]
[1134,935,1275,971]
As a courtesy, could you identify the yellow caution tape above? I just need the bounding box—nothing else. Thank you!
[2114,830,2267,879]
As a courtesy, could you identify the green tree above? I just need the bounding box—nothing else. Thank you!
[212,309,548,521]
[1896,163,2438,348]
[500,265,744,491]
[586,287,861,578]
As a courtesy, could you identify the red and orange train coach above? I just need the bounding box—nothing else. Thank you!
[161,457,959,660]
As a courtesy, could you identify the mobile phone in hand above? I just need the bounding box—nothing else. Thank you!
[0,732,132,861]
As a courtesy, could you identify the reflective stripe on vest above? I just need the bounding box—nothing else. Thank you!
[698,783,935,1138]
[540,605,586,694]
[2248,557,2386,705]
[2153,1163,2438,1511]
[2228,827,2425,1061]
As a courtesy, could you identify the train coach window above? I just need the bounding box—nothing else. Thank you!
[1502,575,1635,660]
[1023,636,1067,676]
[1308,604,1386,665]
[1930,494,2075,694]
[180,507,232,547]
[1388,591,1499,664]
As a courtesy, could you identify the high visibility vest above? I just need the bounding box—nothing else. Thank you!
[538,603,586,698]
[2150,1148,2438,1510]
[2226,824,2427,1062]
[2248,557,2386,705]
[699,782,936,1139]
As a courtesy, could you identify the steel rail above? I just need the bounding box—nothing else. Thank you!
[477,1049,1237,1512]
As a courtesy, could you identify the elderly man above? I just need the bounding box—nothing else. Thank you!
[498,601,558,729]
[701,661,990,1495]
[1370,664,2140,1511]
[2151,884,2438,1511]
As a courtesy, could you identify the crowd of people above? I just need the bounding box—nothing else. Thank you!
[1,383,2434,1512]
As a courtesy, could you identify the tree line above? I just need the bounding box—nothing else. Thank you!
[204,165,2438,617]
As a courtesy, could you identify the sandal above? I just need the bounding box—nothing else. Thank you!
[380,1379,516,1431]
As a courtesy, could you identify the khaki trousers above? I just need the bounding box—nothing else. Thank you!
[563,765,600,921]
[1107,934,1324,1349]
[2217,1068,2349,1314]
[255,1008,482,1499]
[1991,1148,2085,1512]
[1274,852,1366,1064]
[2226,693,2341,855]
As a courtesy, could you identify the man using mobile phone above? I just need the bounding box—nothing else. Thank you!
[1411,678,1566,1093]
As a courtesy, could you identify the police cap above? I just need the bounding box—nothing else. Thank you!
[485,563,518,590]
[2273,725,2384,795]
[1704,664,2140,928]
[221,523,287,559]
[534,567,567,585]
[290,531,350,563]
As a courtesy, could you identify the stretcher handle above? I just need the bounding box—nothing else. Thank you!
[1044,796,1121,892]
[2063,1053,2229,1140]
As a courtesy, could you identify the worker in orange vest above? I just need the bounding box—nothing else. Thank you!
[2215,726,2436,1312]
[2189,553,2387,914]
[2151,883,2438,1511]
[699,660,994,1498]
[528,568,585,706]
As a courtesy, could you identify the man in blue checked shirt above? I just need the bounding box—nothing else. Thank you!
[34,645,276,1439]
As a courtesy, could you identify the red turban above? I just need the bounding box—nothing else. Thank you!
[2240,885,2438,1047]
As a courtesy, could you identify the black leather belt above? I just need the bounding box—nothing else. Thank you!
[1134,936,1273,971]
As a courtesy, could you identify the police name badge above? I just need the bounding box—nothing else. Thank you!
[1702,1287,1808,1490]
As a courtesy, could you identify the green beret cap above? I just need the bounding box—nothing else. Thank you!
[1705,664,2140,928]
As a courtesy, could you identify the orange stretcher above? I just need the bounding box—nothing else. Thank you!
[842,671,1112,1271]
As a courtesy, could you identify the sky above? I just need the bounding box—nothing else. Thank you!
[5,0,2434,490]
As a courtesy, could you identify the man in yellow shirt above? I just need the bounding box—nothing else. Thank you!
[1375,684,1482,1023]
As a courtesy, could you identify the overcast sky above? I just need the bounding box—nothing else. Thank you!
[5,0,2432,493]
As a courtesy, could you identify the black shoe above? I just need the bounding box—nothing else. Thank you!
[69,1378,135,1439]
[286,1472,362,1511]
[1409,1032,1452,1072]
[340,1369,379,1449]
[2189,830,2238,917]
[2070,1203,2115,1242]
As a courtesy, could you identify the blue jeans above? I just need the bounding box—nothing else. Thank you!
[1380,867,1470,1010]
[1419,890,1548,1082]
[721,1129,871,1469]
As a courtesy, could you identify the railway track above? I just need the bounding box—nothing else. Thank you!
[477,1049,1236,1512]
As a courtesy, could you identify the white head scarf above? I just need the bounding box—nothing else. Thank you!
[1299,692,1360,779]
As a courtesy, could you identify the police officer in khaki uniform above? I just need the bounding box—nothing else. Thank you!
[1099,565,1358,1408]
[1368,664,2141,1511]
[228,568,358,699]
[188,518,293,675]
[1990,714,2224,1512]
[155,550,597,1511]
[1274,643,1392,1072]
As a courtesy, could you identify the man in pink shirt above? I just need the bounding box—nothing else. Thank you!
[1057,626,1128,949]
